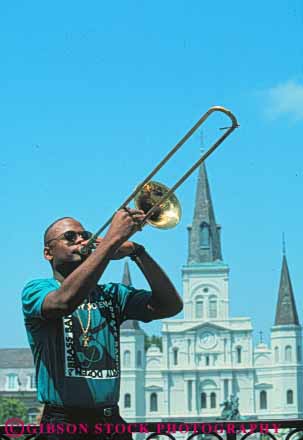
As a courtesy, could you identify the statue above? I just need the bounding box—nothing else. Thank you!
[219,394,240,420]
[219,399,232,419]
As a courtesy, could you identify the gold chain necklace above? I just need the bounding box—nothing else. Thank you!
[55,279,93,348]
[76,296,92,347]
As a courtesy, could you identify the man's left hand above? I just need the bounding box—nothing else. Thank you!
[94,237,135,260]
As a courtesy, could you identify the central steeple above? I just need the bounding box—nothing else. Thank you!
[187,163,222,264]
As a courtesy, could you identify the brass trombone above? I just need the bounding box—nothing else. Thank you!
[80,105,239,255]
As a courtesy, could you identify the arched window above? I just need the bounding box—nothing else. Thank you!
[206,355,210,366]
[150,393,158,412]
[6,374,18,390]
[201,392,207,409]
[200,222,210,248]
[285,345,292,362]
[274,346,279,363]
[124,350,131,368]
[260,390,267,409]
[137,350,142,367]
[209,296,217,318]
[195,297,204,319]
[124,393,131,408]
[287,390,293,405]
[27,408,39,423]
[236,347,242,363]
[173,348,178,366]
[210,392,216,408]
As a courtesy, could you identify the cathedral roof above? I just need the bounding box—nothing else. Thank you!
[120,261,142,331]
[187,163,222,264]
[274,254,299,326]
[255,342,269,351]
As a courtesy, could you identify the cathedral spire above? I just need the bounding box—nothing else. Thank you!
[274,253,299,326]
[187,163,222,264]
[122,260,132,286]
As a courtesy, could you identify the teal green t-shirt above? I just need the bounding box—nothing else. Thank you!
[22,278,153,408]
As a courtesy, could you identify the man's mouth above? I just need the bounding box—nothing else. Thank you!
[72,246,91,257]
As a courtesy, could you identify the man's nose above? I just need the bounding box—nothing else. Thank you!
[74,233,85,244]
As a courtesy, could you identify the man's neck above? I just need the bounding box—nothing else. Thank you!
[52,262,81,282]
[53,270,65,283]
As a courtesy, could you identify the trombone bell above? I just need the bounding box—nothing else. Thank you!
[134,181,182,229]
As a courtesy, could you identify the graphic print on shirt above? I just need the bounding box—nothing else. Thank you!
[63,292,120,380]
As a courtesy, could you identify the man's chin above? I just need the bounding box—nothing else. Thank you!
[56,258,85,274]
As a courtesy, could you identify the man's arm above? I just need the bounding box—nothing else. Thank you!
[130,247,183,319]
[42,209,145,319]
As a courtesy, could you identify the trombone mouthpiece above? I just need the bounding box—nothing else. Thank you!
[79,246,90,256]
[79,243,96,255]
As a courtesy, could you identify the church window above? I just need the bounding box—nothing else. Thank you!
[236,346,242,363]
[210,392,216,408]
[209,296,217,318]
[137,350,142,367]
[223,379,229,400]
[285,345,292,362]
[260,390,267,409]
[195,297,204,319]
[200,222,210,248]
[6,374,18,390]
[224,339,227,363]
[274,346,279,362]
[287,390,293,404]
[150,393,158,412]
[124,350,131,368]
[27,373,36,390]
[124,393,131,408]
[201,392,207,409]
[203,288,209,293]
[187,381,193,411]
[173,348,178,365]
[206,355,210,366]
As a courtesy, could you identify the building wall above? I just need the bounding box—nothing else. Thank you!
[0,366,42,422]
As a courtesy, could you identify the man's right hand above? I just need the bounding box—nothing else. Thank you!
[104,208,145,246]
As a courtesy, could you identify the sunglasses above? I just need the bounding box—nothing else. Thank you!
[46,230,93,246]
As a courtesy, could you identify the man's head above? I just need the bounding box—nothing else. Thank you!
[44,217,91,274]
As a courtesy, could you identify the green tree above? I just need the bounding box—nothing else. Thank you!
[144,335,162,351]
[0,397,28,424]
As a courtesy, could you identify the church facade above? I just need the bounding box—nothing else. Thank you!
[120,163,303,421]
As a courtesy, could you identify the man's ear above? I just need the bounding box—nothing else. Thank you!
[44,246,53,261]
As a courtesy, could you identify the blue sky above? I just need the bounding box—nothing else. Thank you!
[1,0,303,347]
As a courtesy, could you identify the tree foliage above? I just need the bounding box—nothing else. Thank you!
[0,397,28,424]
[144,335,162,351]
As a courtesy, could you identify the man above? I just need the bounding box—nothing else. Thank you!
[22,208,183,439]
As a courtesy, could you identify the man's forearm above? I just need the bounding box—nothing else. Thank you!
[132,250,183,317]
[59,237,121,310]
[44,237,122,318]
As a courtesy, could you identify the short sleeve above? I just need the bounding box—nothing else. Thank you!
[22,279,59,320]
[116,284,154,323]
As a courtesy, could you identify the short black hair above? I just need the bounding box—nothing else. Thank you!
[44,217,75,245]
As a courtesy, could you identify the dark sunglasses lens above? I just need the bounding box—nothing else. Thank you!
[81,231,92,240]
[63,231,78,242]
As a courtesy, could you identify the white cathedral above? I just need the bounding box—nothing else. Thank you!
[119,163,303,421]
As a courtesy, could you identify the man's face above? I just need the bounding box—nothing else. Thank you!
[44,218,89,269]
